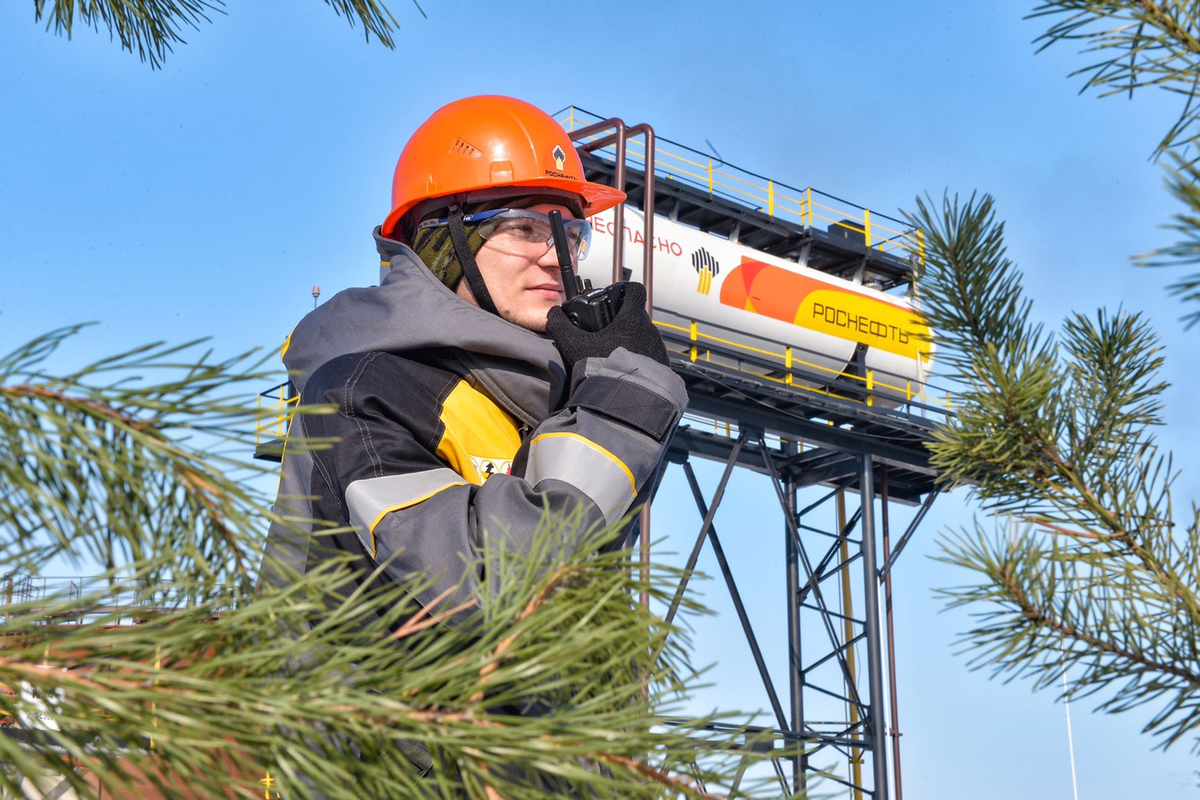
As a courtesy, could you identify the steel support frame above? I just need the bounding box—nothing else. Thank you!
[565,115,939,797]
[667,434,939,799]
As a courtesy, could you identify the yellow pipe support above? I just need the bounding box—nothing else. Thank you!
[785,346,793,386]
[866,369,874,407]
[690,320,698,363]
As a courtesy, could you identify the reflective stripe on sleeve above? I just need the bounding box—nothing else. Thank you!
[525,432,637,524]
[346,468,467,556]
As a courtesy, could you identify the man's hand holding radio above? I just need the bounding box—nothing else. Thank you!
[546,281,670,370]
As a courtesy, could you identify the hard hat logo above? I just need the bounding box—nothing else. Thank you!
[552,145,566,170]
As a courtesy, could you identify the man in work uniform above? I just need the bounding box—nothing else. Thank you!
[264,95,686,633]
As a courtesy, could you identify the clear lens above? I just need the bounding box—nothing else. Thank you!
[474,210,591,260]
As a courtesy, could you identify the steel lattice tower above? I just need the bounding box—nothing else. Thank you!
[567,110,947,799]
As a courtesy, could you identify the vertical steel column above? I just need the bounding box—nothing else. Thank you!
[858,457,888,799]
[611,130,627,284]
[838,490,863,797]
[630,124,657,306]
[880,467,904,799]
[784,464,804,791]
[629,123,656,608]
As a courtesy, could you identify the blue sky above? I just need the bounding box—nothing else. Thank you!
[3,1,1198,796]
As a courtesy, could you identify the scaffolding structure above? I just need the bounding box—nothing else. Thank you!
[565,108,947,799]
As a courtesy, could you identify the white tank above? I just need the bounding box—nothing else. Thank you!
[577,208,935,408]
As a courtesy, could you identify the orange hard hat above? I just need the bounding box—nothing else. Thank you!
[381,96,626,238]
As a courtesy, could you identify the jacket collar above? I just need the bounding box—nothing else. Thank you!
[281,229,566,428]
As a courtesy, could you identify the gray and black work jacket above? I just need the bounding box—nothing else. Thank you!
[261,231,688,625]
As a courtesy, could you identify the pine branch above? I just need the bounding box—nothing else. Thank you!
[908,191,1200,751]
[1030,1,1200,158]
[1030,2,1200,323]
[34,0,223,68]
[0,328,789,797]
[0,523,784,798]
[1134,152,1200,326]
[32,0,422,68]
[0,326,290,585]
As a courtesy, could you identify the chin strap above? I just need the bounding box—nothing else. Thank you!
[447,206,500,317]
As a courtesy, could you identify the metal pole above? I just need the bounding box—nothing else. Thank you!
[663,431,748,626]
[681,460,790,735]
[858,457,888,799]
[568,118,626,284]
[838,490,863,797]
[785,462,805,792]
[628,123,656,307]
[639,503,651,609]
[880,467,903,799]
[612,127,627,284]
[630,123,656,607]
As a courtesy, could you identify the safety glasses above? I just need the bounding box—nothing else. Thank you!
[417,208,592,261]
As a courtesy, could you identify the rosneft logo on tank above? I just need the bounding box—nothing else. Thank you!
[691,248,720,295]
[719,257,931,361]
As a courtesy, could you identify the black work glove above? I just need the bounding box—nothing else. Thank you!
[545,282,670,371]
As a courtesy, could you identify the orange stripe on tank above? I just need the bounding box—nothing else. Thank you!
[719,256,818,324]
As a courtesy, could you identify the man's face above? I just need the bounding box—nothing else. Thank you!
[455,202,578,332]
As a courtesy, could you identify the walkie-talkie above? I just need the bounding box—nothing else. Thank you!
[549,209,626,334]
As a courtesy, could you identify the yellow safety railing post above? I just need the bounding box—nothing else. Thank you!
[261,771,280,799]
[707,157,714,195]
[785,346,793,386]
[866,369,874,407]
[918,228,926,267]
[864,208,872,248]
[805,187,813,227]
[568,106,575,132]
[278,384,286,437]
[690,320,698,363]
[768,180,775,216]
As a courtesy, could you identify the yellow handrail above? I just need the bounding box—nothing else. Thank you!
[559,109,926,267]
[255,385,299,447]
[654,319,949,416]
